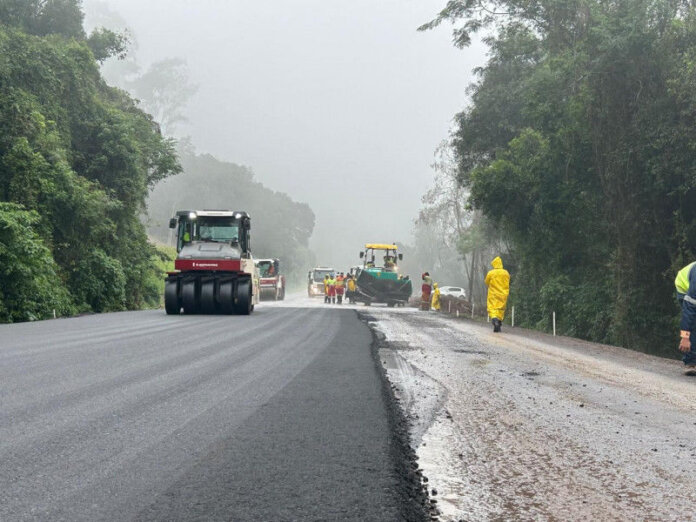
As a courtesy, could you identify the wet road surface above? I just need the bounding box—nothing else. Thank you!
[368,307,696,521]
[0,306,425,521]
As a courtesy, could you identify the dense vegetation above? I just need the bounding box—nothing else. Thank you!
[147,148,316,288]
[0,0,180,321]
[422,0,696,354]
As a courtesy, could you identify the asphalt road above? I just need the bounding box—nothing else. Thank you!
[0,306,425,521]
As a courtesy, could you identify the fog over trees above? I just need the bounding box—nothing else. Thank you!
[82,0,480,269]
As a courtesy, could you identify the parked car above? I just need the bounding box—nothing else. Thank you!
[439,286,466,299]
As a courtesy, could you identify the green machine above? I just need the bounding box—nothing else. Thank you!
[354,243,412,307]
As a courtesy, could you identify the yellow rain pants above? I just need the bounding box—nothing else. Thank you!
[431,284,441,311]
[484,256,510,321]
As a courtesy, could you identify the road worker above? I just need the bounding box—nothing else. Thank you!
[675,261,696,374]
[431,282,441,311]
[346,274,357,303]
[421,272,432,311]
[336,273,345,304]
[324,275,330,304]
[327,274,337,304]
[485,256,510,332]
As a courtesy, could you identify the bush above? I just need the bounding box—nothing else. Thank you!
[0,203,73,321]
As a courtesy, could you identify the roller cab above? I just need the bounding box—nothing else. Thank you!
[164,210,259,315]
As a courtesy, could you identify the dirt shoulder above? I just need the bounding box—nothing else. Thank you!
[363,307,696,521]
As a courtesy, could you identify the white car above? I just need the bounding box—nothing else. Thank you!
[439,286,466,299]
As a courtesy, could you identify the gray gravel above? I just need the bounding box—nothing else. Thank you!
[368,307,696,521]
[0,307,425,521]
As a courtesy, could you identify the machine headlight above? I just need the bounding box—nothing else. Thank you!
[188,212,197,220]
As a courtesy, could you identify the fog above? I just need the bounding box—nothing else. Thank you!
[85,0,485,269]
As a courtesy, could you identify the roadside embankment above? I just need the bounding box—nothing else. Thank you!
[365,307,696,521]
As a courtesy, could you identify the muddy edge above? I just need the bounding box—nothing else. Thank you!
[358,311,432,522]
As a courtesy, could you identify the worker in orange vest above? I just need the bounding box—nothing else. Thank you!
[335,273,345,305]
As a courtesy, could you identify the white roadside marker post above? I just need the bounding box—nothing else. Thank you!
[553,311,556,336]
[512,306,515,328]
[448,301,451,314]
[472,303,475,319]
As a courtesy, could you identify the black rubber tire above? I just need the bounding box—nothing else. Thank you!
[219,281,235,314]
[235,279,252,315]
[387,302,396,308]
[164,280,180,315]
[200,280,216,314]
[279,287,285,301]
[182,280,197,314]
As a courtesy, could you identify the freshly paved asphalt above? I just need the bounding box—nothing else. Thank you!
[0,307,424,521]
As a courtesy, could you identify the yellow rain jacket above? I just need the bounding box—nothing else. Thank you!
[484,256,510,320]
[347,278,356,292]
[431,283,441,311]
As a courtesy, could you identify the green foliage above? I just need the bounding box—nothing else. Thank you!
[0,203,73,322]
[0,5,180,321]
[0,0,85,38]
[425,0,696,354]
[86,27,129,63]
[70,248,125,313]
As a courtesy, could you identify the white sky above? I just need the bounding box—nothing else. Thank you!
[87,0,486,267]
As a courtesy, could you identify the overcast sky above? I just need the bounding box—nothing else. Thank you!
[85,0,486,268]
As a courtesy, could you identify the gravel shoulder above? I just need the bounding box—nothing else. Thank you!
[364,307,696,521]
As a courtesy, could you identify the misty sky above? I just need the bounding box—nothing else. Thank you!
[85,0,485,268]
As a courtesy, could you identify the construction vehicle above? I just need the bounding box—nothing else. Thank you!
[255,258,285,301]
[164,210,259,315]
[354,243,412,307]
[307,267,334,297]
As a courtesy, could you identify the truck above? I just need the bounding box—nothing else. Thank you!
[354,243,412,307]
[255,258,285,301]
[164,210,260,315]
[307,267,335,297]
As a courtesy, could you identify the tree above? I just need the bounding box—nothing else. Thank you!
[420,0,696,354]
[0,0,85,38]
[127,58,198,136]
[0,3,181,321]
[0,203,73,322]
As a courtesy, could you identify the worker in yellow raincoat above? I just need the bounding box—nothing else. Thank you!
[484,256,510,332]
[346,275,357,303]
[431,283,441,311]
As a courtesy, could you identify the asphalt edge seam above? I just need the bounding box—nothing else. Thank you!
[357,310,432,522]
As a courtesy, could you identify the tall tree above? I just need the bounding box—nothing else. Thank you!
[421,0,696,353]
[0,1,181,320]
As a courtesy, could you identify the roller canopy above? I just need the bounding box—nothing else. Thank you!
[365,243,398,250]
